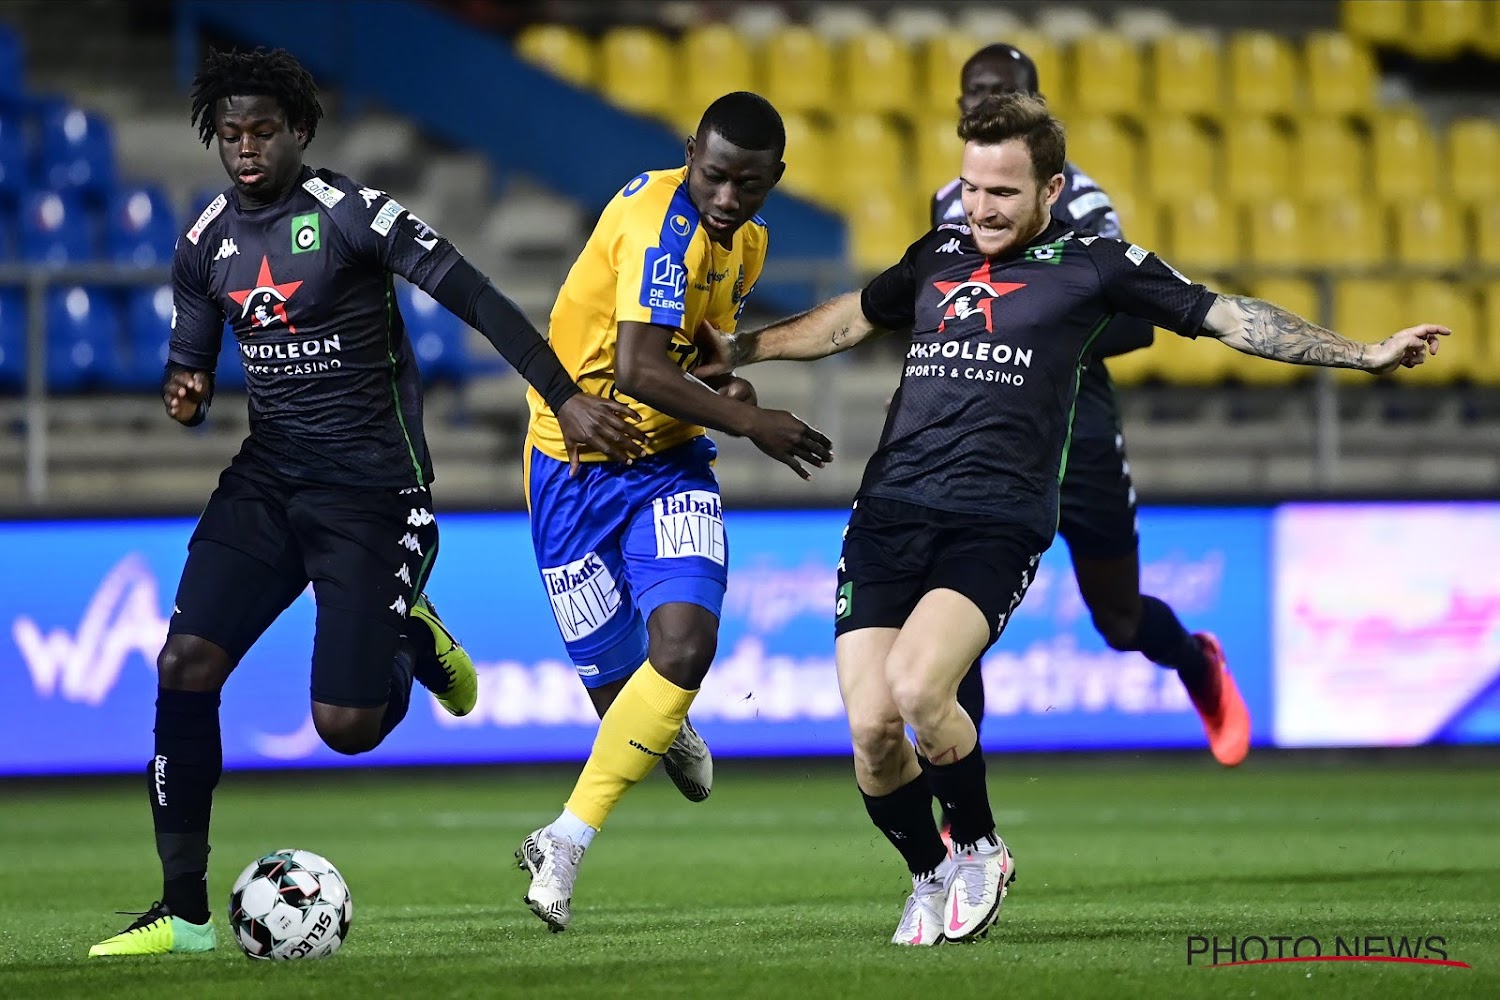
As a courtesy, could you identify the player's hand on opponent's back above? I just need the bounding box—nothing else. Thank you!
[747,408,833,481]
[163,369,210,424]
[1363,324,1450,375]
[557,393,649,475]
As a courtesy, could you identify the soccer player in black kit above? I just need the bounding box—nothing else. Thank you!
[932,44,1250,774]
[89,48,646,958]
[698,93,1446,945]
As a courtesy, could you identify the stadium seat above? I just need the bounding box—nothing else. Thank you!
[598,27,675,120]
[1479,282,1500,384]
[1400,280,1477,384]
[952,8,1025,46]
[106,184,177,267]
[1481,0,1500,59]
[778,113,835,206]
[0,287,23,392]
[846,186,922,275]
[919,35,971,113]
[216,322,246,391]
[0,24,22,102]
[680,25,755,116]
[1393,197,1467,269]
[913,116,962,211]
[1340,0,1410,47]
[1306,197,1387,268]
[514,24,595,88]
[1064,116,1140,206]
[1409,0,1484,59]
[1245,197,1313,267]
[1304,33,1377,117]
[1101,342,1151,386]
[122,284,172,391]
[761,27,835,115]
[1291,117,1368,201]
[1163,193,1237,273]
[398,280,469,384]
[1228,31,1299,117]
[1146,326,1233,386]
[1071,34,1143,117]
[839,29,916,118]
[886,6,952,45]
[1238,277,1320,384]
[19,190,94,264]
[829,114,907,212]
[38,106,116,199]
[1222,116,1292,204]
[1445,118,1500,206]
[1332,277,1403,383]
[1371,108,1440,200]
[1005,31,1065,114]
[1142,117,1215,202]
[1474,202,1500,267]
[45,286,122,392]
[1107,190,1160,251]
[0,115,25,203]
[1148,32,1221,116]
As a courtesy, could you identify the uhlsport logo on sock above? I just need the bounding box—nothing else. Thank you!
[628,739,665,758]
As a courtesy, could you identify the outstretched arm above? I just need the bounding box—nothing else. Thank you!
[698,292,884,375]
[1199,294,1448,375]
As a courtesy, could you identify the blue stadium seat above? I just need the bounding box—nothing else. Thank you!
[123,284,172,390]
[216,322,246,391]
[20,190,94,264]
[0,26,22,103]
[107,184,176,266]
[397,280,469,383]
[0,287,25,392]
[0,115,26,204]
[38,106,116,200]
[45,286,122,391]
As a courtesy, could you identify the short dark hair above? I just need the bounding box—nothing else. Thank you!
[190,47,324,148]
[957,93,1066,186]
[696,91,785,159]
[961,43,1041,94]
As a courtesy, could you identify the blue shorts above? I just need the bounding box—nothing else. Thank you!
[527,435,728,688]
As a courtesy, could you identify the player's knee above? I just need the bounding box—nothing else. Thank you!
[885,666,949,733]
[1091,609,1141,651]
[312,706,382,756]
[646,628,718,688]
[156,636,230,692]
[848,715,906,772]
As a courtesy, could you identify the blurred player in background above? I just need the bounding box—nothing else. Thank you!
[931,44,1247,773]
[90,47,643,958]
[699,92,1446,945]
[516,91,832,933]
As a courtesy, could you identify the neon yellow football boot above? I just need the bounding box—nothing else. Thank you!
[88,902,216,957]
[409,593,478,716]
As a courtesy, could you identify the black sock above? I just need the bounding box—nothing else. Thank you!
[861,775,948,878]
[925,745,995,850]
[1134,596,1209,681]
[379,639,416,740]
[151,688,220,924]
[917,663,986,828]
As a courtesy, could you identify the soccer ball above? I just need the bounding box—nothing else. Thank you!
[228,849,352,960]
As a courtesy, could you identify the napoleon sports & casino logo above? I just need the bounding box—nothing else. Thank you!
[1186,932,1471,970]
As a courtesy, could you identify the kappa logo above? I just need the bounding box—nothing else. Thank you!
[359,187,385,208]
[407,507,435,527]
[399,532,423,554]
[937,238,962,254]
[214,238,239,261]
[394,564,412,586]
[389,596,408,615]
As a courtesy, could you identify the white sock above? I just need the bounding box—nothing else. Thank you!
[548,807,597,848]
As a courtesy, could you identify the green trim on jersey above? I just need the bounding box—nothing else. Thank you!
[1056,313,1115,516]
[384,275,426,486]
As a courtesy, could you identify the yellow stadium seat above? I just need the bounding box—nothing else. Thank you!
[1305,32,1377,117]
[1071,34,1143,117]
[761,27,835,115]
[1245,197,1314,267]
[778,114,835,207]
[1371,108,1440,199]
[1393,197,1468,269]
[914,117,962,211]
[1340,0,1410,46]
[840,30,916,118]
[1475,203,1500,267]
[1333,277,1405,383]
[830,114,908,212]
[1143,117,1216,202]
[1400,280,1477,384]
[919,35,969,113]
[1307,197,1388,268]
[515,25,596,88]
[1006,31,1066,111]
[1409,0,1485,59]
[680,25,755,114]
[1164,193,1237,273]
[1482,0,1500,59]
[1103,345,1152,387]
[1107,190,1160,251]
[1228,32,1299,117]
[599,27,675,119]
[1478,282,1500,384]
[1148,327,1234,386]
[1231,277,1322,384]
[1148,32,1222,116]
[1291,118,1368,200]
[1446,118,1500,205]
[1222,116,1293,204]
[1062,116,1140,204]
[848,186,921,275]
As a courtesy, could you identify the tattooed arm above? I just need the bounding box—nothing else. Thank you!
[1200,294,1449,375]
[694,292,888,375]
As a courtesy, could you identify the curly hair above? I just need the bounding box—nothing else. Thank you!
[957,92,1066,185]
[189,47,323,148]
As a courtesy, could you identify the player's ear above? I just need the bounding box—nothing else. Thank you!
[771,160,786,186]
[684,135,696,168]
[1044,172,1064,205]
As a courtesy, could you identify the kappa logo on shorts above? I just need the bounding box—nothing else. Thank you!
[394,564,412,586]
[390,596,408,616]
[407,507,434,527]
[399,532,423,555]
[835,581,853,621]
[542,552,623,643]
[653,490,725,565]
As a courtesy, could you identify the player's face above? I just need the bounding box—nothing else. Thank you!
[215,95,306,206]
[958,61,1031,115]
[959,139,1064,257]
[685,130,784,246]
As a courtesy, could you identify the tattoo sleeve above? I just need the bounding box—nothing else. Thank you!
[1212,294,1369,368]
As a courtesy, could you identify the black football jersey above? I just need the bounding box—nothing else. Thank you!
[170,166,460,488]
[858,219,1215,536]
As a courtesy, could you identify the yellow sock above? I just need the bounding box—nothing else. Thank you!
[564,661,696,830]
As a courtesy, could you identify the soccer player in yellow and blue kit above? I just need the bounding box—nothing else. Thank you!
[516,93,833,932]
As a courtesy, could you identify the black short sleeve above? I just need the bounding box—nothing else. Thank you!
[860,233,930,330]
[1084,238,1216,338]
[167,221,225,370]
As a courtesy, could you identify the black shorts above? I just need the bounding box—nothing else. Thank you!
[168,462,440,707]
[1057,359,1138,561]
[834,496,1046,648]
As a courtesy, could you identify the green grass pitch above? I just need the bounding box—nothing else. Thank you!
[2,753,1496,999]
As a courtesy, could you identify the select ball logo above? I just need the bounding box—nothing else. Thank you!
[291,213,321,254]
[229,848,352,960]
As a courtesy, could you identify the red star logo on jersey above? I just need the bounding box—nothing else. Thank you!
[932,258,1024,333]
[227,256,303,335]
